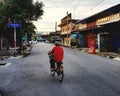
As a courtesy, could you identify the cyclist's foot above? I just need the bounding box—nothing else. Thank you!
[51,69,55,76]
[51,68,55,71]
[51,71,54,74]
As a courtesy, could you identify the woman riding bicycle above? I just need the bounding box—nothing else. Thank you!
[48,41,64,72]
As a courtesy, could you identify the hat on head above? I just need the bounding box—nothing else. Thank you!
[55,41,61,46]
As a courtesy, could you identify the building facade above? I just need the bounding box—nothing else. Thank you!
[71,4,120,53]
[58,13,79,47]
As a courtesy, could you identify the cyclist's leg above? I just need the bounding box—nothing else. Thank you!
[57,62,61,69]
[50,59,55,71]
[57,62,63,72]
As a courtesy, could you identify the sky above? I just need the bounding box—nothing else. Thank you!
[33,0,120,33]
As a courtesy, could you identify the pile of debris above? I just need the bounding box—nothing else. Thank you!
[97,52,120,59]
[0,49,10,60]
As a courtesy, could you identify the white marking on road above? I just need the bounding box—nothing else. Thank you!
[0,62,11,67]
[8,55,23,59]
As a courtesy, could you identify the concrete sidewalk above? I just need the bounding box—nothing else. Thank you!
[97,52,120,61]
[78,48,120,61]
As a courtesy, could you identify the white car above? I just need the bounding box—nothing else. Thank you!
[45,40,50,43]
[32,40,37,44]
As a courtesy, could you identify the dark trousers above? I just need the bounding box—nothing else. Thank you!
[50,59,55,69]
[50,59,62,69]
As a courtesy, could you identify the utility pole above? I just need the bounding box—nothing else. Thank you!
[55,21,57,41]
[73,6,76,19]
[8,22,21,57]
[66,11,69,47]
[25,32,28,43]
[13,26,17,57]
[0,36,2,49]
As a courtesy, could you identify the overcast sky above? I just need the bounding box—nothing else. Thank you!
[33,0,120,33]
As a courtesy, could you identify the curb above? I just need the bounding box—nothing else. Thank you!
[8,55,23,59]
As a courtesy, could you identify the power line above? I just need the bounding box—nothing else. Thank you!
[71,0,106,19]
[79,0,104,13]
[77,0,100,11]
[91,0,105,10]
[68,0,88,18]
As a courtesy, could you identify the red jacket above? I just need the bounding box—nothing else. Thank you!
[51,46,64,62]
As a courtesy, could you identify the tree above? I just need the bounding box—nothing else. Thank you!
[0,0,44,50]
[2,0,44,22]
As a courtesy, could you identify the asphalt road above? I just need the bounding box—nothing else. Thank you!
[0,42,120,96]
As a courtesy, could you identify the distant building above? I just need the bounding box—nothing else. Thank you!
[58,13,80,47]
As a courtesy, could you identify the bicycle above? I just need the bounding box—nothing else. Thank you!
[51,62,64,83]
[48,52,64,83]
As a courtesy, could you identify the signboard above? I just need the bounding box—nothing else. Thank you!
[8,23,21,28]
[7,23,22,57]
[97,13,120,25]
[22,37,27,40]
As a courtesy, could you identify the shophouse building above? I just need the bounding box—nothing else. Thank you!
[72,4,120,53]
[58,13,79,47]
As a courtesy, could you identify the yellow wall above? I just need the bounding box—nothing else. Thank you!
[64,37,71,47]
[61,23,71,35]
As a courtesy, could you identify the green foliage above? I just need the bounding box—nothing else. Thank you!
[0,0,44,42]
[70,39,76,46]
[118,48,120,52]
